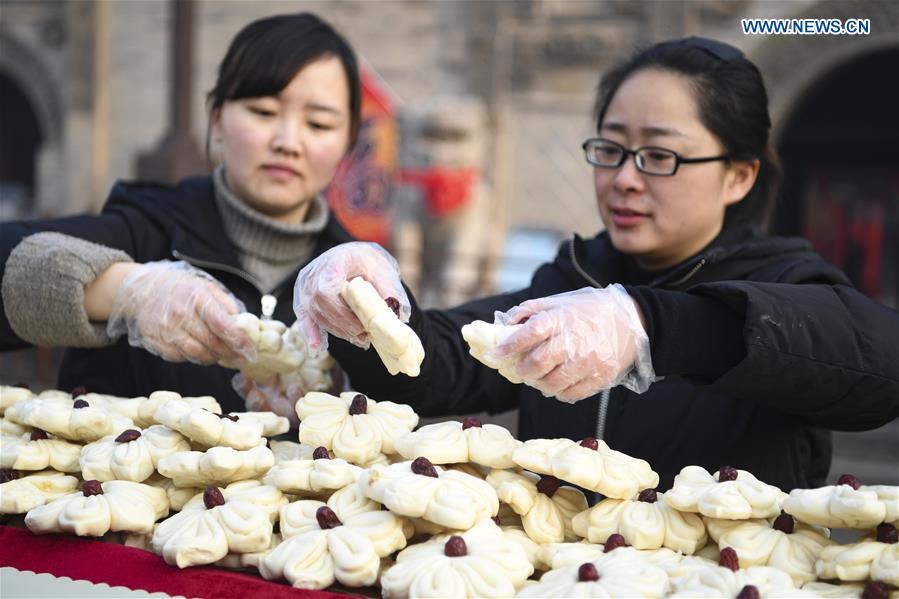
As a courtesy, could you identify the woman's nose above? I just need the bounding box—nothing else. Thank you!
[611,154,645,194]
[272,120,303,156]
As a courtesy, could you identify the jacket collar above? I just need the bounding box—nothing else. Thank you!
[568,224,815,289]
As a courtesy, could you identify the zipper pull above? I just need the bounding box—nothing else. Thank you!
[260,294,277,320]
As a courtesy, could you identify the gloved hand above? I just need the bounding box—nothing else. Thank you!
[487,284,656,403]
[293,242,410,352]
[232,365,346,428]
[107,260,255,365]
[232,373,302,427]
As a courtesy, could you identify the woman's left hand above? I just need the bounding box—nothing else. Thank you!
[487,284,656,403]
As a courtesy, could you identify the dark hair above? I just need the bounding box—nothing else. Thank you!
[593,37,781,228]
[207,13,361,150]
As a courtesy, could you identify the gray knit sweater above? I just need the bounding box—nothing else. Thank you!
[2,169,329,347]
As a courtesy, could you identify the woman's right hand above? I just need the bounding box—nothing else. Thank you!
[106,260,255,364]
[293,242,409,351]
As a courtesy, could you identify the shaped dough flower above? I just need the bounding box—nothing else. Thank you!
[517,556,670,598]
[25,479,169,536]
[0,385,31,415]
[706,512,833,585]
[157,445,274,487]
[264,448,363,497]
[783,475,893,529]
[133,390,221,428]
[270,440,313,463]
[665,465,786,520]
[5,395,131,442]
[668,563,816,598]
[0,469,79,514]
[358,457,498,530]
[144,473,199,511]
[296,391,418,465]
[486,468,587,544]
[511,437,658,499]
[150,480,286,567]
[221,314,305,379]
[395,418,521,469]
[572,488,708,553]
[80,425,190,482]
[341,276,424,377]
[228,411,289,437]
[461,320,525,384]
[1,430,82,472]
[154,396,264,449]
[815,524,898,586]
[259,485,408,589]
[380,519,533,598]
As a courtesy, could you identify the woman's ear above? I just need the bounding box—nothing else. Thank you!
[209,108,223,144]
[723,158,760,206]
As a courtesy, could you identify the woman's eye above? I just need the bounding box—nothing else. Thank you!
[249,106,275,117]
[309,122,334,131]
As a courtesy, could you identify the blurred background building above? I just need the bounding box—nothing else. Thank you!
[1,0,896,483]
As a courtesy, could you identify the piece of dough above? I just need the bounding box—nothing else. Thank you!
[340,277,424,377]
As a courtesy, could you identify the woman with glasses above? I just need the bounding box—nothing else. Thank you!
[292,37,898,491]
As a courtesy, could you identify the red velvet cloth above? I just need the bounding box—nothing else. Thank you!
[0,526,356,598]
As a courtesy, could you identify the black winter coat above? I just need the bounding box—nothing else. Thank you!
[329,225,899,492]
[1,177,354,412]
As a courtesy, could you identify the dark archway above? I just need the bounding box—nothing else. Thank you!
[0,70,43,219]
[774,47,899,307]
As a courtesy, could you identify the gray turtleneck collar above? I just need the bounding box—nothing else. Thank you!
[213,166,329,294]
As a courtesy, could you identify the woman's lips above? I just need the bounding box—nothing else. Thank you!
[262,165,300,181]
[610,207,649,228]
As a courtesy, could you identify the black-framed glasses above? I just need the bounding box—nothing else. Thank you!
[582,138,731,176]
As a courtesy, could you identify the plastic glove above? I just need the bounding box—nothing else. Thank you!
[293,242,410,352]
[487,284,656,403]
[107,260,255,365]
[232,366,346,428]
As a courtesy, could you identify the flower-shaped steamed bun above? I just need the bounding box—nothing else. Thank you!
[5,396,131,442]
[461,320,525,384]
[669,562,816,598]
[815,524,898,586]
[133,390,221,428]
[341,276,424,377]
[665,465,786,520]
[0,385,31,415]
[221,313,305,380]
[395,418,521,469]
[154,396,264,449]
[80,425,190,482]
[151,481,286,567]
[0,469,79,514]
[228,411,290,437]
[801,581,895,598]
[486,468,587,544]
[512,437,658,499]
[783,475,894,529]
[706,512,833,585]
[157,445,274,487]
[359,457,498,530]
[264,448,363,496]
[144,473,199,511]
[380,519,534,598]
[260,485,408,589]
[1,430,82,472]
[572,488,708,553]
[270,440,314,463]
[517,556,670,598]
[296,391,418,465]
[25,479,168,536]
